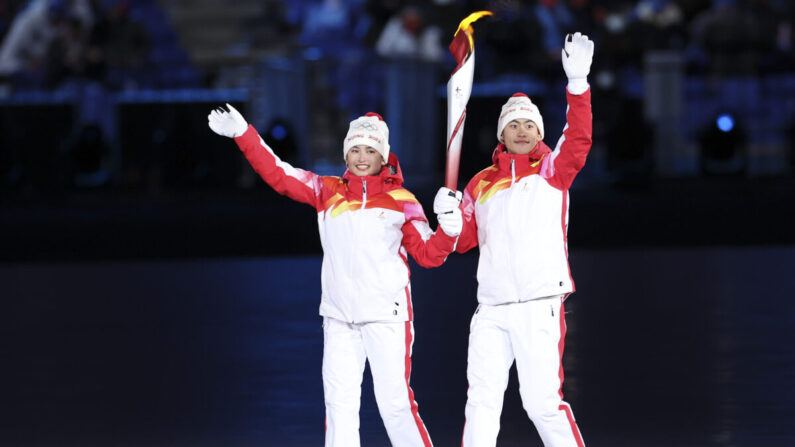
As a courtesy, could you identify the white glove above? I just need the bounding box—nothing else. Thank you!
[561,32,594,95]
[433,186,462,215]
[208,103,248,138]
[437,207,462,237]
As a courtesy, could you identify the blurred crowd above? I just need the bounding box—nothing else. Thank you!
[0,0,792,196]
[0,0,793,94]
[0,0,149,92]
[304,0,795,79]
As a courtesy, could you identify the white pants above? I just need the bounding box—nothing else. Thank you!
[322,317,433,447]
[462,296,584,447]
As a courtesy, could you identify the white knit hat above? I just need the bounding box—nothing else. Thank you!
[497,93,544,141]
[343,112,390,161]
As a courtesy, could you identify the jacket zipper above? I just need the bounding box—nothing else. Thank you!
[362,179,367,209]
[508,158,518,301]
[357,179,367,321]
[510,159,516,185]
[349,179,367,323]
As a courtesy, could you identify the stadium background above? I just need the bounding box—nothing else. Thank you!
[2,0,794,445]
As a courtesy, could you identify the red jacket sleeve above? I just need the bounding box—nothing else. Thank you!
[233,125,320,208]
[546,88,593,191]
[455,180,479,253]
[400,199,457,268]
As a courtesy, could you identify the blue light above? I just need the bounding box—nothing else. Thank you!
[271,125,287,140]
[716,114,734,132]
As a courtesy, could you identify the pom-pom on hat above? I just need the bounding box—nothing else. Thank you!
[343,112,390,161]
[497,93,544,141]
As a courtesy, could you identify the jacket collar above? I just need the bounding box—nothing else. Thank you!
[491,142,551,173]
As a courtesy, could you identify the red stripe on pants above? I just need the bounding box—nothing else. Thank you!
[557,300,584,446]
[404,321,432,446]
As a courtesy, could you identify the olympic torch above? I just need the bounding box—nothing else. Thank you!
[445,11,492,190]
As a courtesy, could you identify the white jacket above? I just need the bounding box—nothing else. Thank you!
[457,89,592,305]
[234,126,457,323]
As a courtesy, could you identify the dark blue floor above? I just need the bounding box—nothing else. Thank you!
[2,246,795,446]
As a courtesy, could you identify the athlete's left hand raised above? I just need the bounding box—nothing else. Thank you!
[208,103,248,138]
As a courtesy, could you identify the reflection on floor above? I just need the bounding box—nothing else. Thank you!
[2,246,794,446]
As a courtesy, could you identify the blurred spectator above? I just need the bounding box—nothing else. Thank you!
[242,1,298,55]
[375,4,443,62]
[1,1,33,41]
[597,1,681,73]
[42,0,152,91]
[300,0,356,54]
[362,0,404,48]
[0,0,97,90]
[65,0,92,29]
[425,0,465,40]
[44,13,94,87]
[634,0,686,49]
[535,0,575,57]
[775,1,794,71]
[535,0,591,80]
[745,0,793,73]
[567,0,598,37]
[93,1,148,71]
[0,0,69,78]
[476,0,545,80]
[689,0,758,76]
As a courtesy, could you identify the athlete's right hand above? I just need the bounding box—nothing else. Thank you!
[208,103,248,138]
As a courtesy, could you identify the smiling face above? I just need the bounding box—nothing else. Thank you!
[345,145,385,176]
[501,118,542,155]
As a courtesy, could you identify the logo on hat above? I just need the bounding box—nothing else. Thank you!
[343,114,391,162]
[356,121,380,132]
[497,93,544,140]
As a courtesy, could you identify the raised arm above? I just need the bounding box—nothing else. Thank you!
[546,33,594,191]
[208,104,320,207]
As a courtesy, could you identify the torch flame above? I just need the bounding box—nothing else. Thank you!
[454,10,493,50]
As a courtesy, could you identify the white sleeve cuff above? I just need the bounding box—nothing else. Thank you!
[567,78,589,95]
